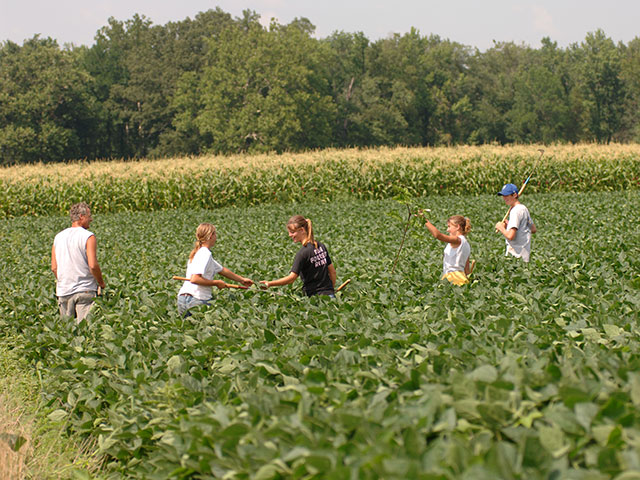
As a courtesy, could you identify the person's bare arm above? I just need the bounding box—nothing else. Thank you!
[260,272,299,288]
[86,235,106,289]
[219,267,253,286]
[51,244,57,279]
[189,274,227,289]
[495,222,517,241]
[328,264,337,287]
[425,220,461,247]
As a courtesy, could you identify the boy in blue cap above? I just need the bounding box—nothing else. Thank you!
[495,183,537,262]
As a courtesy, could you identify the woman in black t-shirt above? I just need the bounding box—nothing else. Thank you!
[260,215,336,297]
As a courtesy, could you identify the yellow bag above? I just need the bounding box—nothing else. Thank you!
[442,271,469,286]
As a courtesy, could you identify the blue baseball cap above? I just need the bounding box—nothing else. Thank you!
[497,183,519,196]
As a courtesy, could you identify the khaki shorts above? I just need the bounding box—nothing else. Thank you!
[57,291,97,322]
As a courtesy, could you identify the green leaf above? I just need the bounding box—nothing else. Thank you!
[477,402,511,427]
[538,425,569,458]
[70,469,93,480]
[221,423,250,438]
[603,324,623,338]
[593,425,615,446]
[0,433,27,452]
[166,355,182,374]
[559,386,590,408]
[283,446,310,462]
[382,457,411,476]
[256,362,282,376]
[264,329,276,343]
[516,410,543,428]
[629,373,640,406]
[47,409,68,422]
[468,365,498,383]
[597,447,620,473]
[613,471,640,480]
[575,402,599,431]
[253,464,280,480]
[304,369,327,385]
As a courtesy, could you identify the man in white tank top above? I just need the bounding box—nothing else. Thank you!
[51,202,106,322]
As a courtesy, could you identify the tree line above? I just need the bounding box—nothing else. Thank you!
[1,8,639,165]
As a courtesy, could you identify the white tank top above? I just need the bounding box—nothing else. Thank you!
[442,235,470,274]
[54,227,97,296]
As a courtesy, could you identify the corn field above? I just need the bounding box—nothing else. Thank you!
[1,144,638,217]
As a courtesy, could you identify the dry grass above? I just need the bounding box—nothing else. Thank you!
[0,347,105,479]
[0,394,29,480]
[2,143,639,185]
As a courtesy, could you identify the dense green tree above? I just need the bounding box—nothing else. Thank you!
[81,9,235,158]
[336,30,472,147]
[152,9,236,156]
[418,37,474,145]
[346,74,415,146]
[2,7,640,163]
[80,15,151,158]
[322,31,369,145]
[360,30,429,146]
[190,12,336,153]
[505,38,575,143]
[569,30,626,143]
[0,37,101,164]
[82,14,180,158]
[618,37,640,142]
[465,42,530,144]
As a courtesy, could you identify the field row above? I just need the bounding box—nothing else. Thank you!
[1,144,639,217]
[1,192,639,478]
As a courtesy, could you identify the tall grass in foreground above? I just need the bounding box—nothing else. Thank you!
[0,398,28,480]
[1,144,638,217]
[0,344,105,479]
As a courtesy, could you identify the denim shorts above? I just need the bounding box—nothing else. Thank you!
[177,294,210,316]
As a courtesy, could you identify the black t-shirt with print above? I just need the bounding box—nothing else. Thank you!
[291,241,334,296]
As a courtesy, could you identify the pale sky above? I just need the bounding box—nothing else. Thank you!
[1,0,638,51]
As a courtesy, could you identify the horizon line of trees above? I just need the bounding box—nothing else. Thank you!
[1,8,639,165]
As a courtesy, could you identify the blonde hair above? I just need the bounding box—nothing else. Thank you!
[287,215,316,248]
[189,223,216,261]
[448,215,472,235]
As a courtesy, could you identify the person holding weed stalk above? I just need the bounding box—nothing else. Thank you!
[177,223,253,316]
[495,183,537,262]
[260,215,336,297]
[421,212,472,286]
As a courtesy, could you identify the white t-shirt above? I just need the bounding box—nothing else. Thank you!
[505,203,534,262]
[54,227,97,296]
[443,235,470,275]
[178,247,223,300]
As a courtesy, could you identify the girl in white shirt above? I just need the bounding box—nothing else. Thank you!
[423,214,472,286]
[177,223,253,316]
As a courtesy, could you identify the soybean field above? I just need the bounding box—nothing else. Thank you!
[1,188,639,479]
